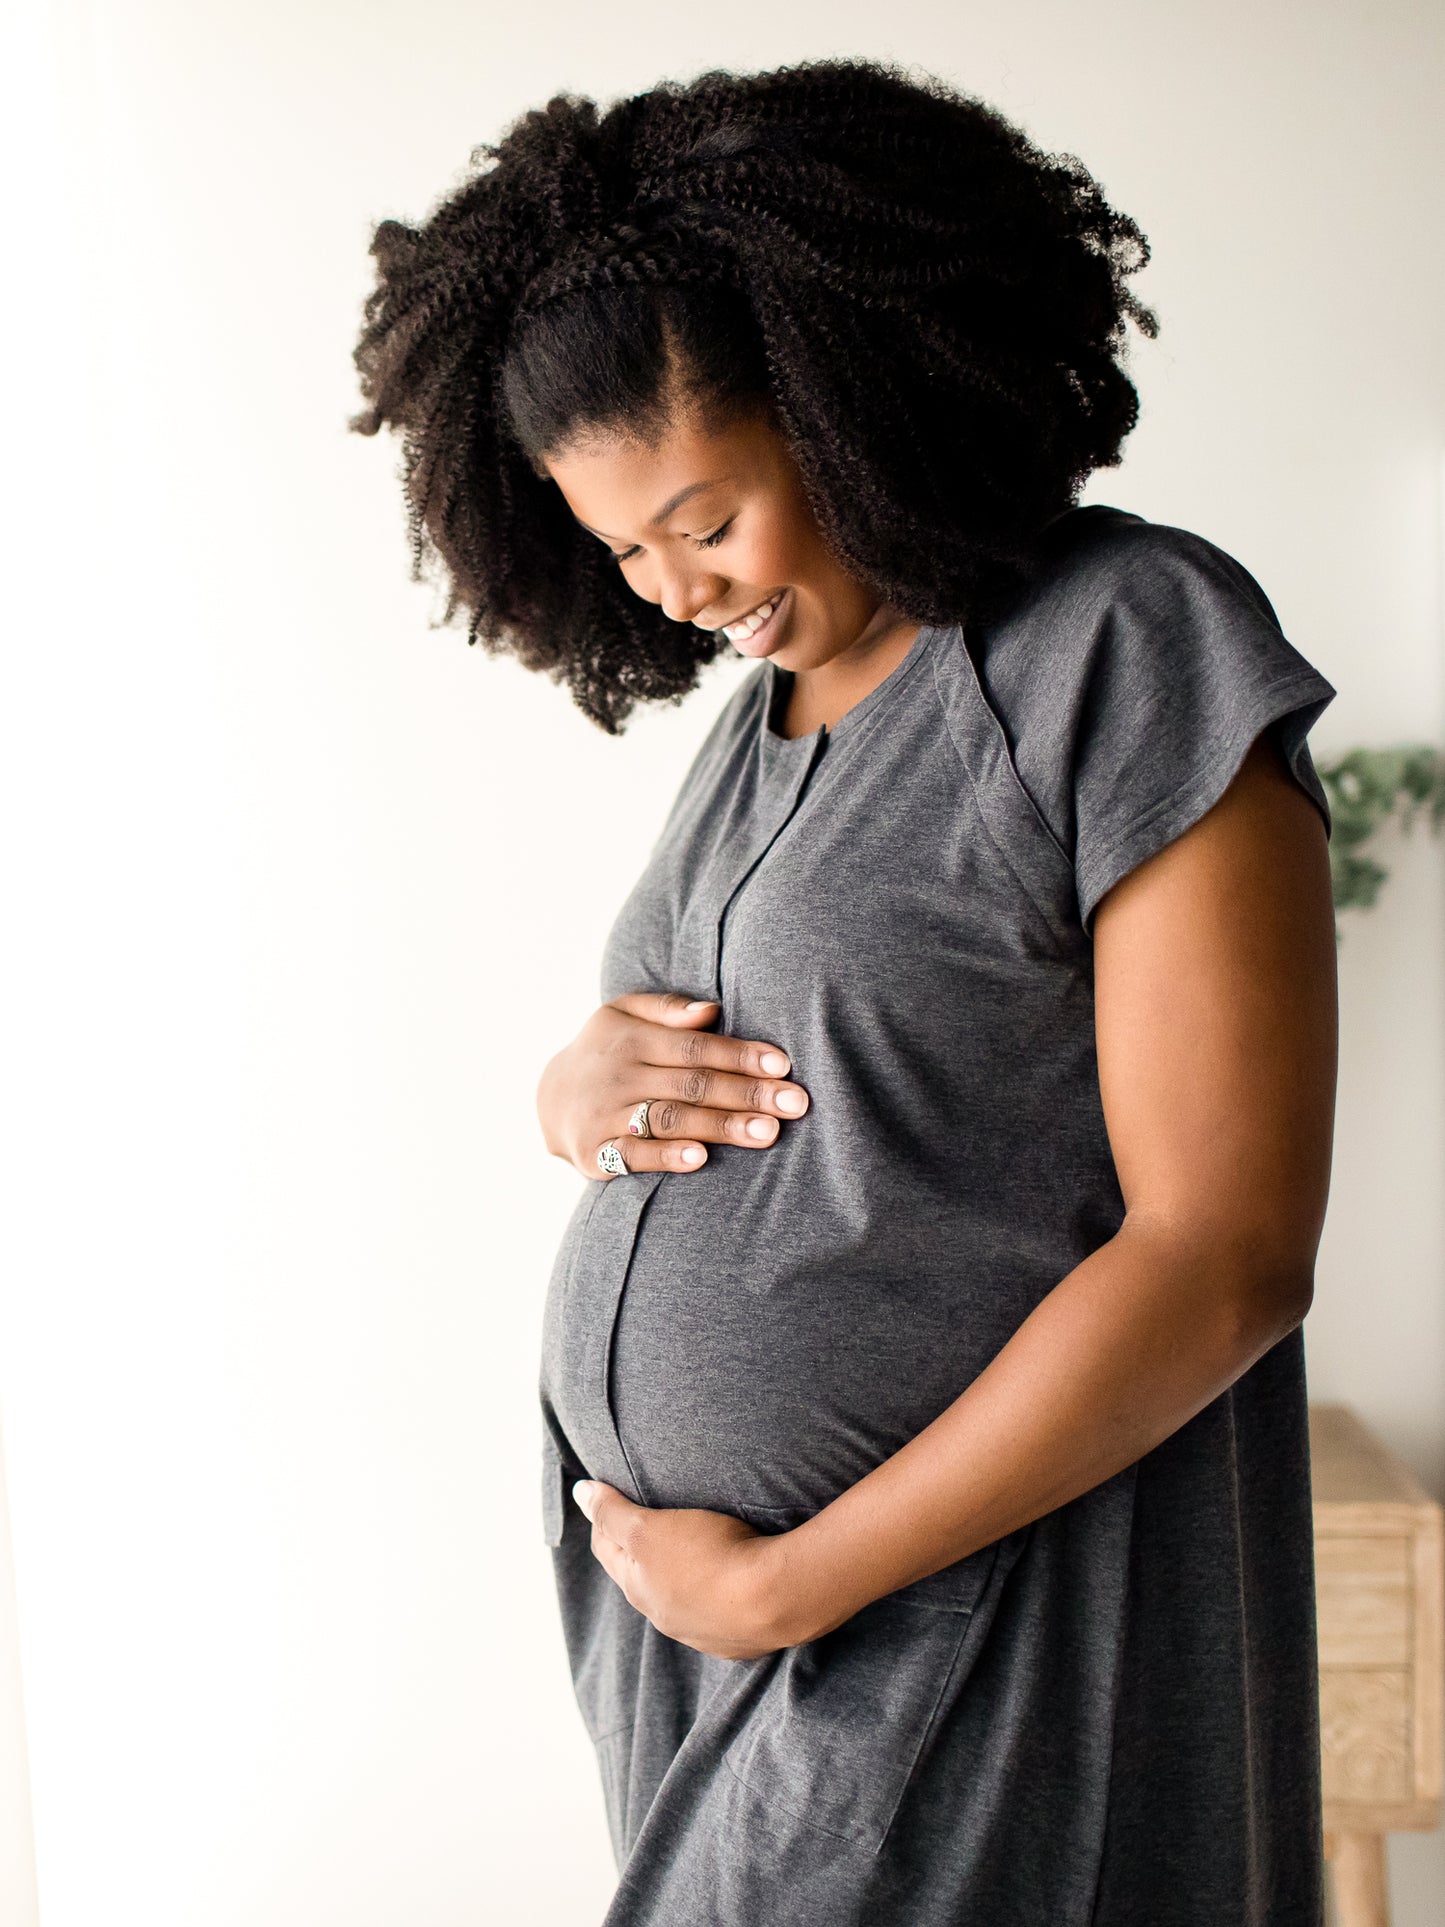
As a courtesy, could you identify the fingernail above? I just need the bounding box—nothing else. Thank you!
[760,1050,789,1075]
[775,1088,807,1114]
[684,1000,715,1013]
[680,1145,705,1165]
[572,1480,596,1519]
[746,1116,777,1140]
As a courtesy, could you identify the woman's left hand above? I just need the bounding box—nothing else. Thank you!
[572,1481,794,1659]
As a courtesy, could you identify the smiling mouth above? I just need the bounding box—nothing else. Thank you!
[716,590,786,643]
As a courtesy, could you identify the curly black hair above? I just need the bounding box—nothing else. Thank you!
[351,56,1158,734]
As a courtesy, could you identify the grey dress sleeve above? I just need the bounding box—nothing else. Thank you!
[977,512,1338,933]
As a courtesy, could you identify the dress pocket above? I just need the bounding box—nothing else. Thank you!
[723,1537,1007,1855]
[541,1437,567,1548]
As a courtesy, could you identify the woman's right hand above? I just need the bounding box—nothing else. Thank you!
[535,992,810,1179]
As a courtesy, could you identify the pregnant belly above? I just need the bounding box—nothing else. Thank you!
[611,1238,972,1518]
[541,1153,1057,1522]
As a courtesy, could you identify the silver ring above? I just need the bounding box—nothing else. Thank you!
[628,1101,653,1139]
[596,1139,629,1177]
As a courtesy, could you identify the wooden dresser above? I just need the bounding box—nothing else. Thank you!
[1311,1403,1443,1927]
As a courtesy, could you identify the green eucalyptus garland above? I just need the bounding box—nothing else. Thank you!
[1314,745,1445,925]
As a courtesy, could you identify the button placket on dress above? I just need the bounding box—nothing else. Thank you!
[592,715,829,1500]
[703,730,830,1005]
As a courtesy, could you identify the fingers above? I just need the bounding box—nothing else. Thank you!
[642,1063,810,1126]
[586,997,808,1181]
[573,1479,632,1539]
[657,1019,795,1085]
[608,993,793,1082]
[591,1076,810,1176]
[632,1097,785,1149]
[609,991,720,1029]
[574,1481,643,1596]
[592,1135,709,1178]
[590,1068,811,1178]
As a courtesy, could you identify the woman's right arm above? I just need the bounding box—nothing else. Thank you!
[536,992,811,1178]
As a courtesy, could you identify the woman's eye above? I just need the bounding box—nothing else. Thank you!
[605,520,733,567]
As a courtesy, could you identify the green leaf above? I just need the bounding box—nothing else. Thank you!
[1315,745,1445,935]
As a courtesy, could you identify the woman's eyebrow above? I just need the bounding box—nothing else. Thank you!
[571,478,727,541]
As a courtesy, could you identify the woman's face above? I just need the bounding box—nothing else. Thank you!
[543,405,909,674]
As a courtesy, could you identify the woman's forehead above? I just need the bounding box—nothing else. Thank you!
[544,413,775,533]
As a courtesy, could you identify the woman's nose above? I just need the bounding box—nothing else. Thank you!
[656,561,726,627]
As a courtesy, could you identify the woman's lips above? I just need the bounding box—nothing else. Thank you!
[720,587,790,658]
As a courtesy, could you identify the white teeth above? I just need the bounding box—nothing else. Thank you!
[722,594,780,641]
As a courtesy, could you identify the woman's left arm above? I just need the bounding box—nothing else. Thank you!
[575,732,1338,1655]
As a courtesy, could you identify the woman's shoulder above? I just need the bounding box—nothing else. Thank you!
[1011,503,1283,627]
[955,505,1337,933]
[972,503,1330,736]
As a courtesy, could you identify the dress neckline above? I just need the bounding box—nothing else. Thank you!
[760,619,945,756]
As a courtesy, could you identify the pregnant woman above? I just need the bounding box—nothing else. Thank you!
[352,57,1338,1925]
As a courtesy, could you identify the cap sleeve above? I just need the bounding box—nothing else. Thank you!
[981,514,1337,935]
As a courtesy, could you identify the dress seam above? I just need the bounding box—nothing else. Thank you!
[929,652,1074,940]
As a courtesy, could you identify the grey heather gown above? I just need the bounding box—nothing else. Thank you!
[539,504,1336,1925]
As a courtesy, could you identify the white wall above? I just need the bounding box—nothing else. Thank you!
[3,2,1441,1923]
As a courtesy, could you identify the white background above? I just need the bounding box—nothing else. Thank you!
[2,3,1442,1923]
